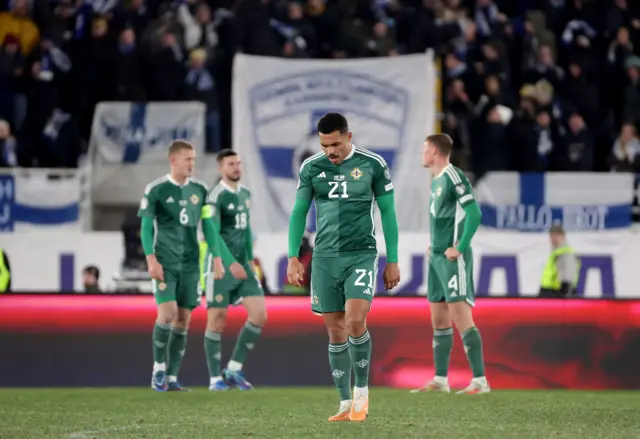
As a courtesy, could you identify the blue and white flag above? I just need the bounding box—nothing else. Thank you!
[476,172,635,231]
[0,170,81,232]
[232,53,437,232]
[90,102,206,164]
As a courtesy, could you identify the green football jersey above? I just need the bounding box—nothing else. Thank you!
[206,182,252,264]
[138,175,209,271]
[429,165,476,252]
[296,145,394,257]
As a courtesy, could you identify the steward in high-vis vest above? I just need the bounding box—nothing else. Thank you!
[539,225,580,298]
[0,248,11,293]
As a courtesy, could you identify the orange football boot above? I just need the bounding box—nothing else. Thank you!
[349,395,369,422]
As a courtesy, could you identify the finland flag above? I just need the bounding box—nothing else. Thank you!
[475,173,635,231]
[0,171,81,232]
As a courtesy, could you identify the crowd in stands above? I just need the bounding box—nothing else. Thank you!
[0,0,639,176]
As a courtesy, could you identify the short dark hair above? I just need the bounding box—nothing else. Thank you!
[317,113,349,135]
[426,133,454,156]
[216,148,238,164]
[83,265,100,280]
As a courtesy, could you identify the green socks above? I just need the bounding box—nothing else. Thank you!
[229,321,262,368]
[166,327,188,379]
[433,327,454,377]
[152,322,171,365]
[204,330,222,377]
[328,342,352,401]
[462,327,485,378]
[349,330,372,387]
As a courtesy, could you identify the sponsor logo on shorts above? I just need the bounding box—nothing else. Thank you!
[363,288,372,296]
[215,294,223,303]
[191,194,200,204]
[158,282,167,291]
[313,295,319,304]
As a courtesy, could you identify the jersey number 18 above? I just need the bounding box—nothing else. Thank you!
[235,212,248,230]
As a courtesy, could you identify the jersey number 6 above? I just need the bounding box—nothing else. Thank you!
[180,207,189,225]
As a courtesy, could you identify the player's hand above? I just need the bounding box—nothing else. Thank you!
[287,257,304,287]
[229,262,248,280]
[383,262,400,291]
[212,257,225,280]
[146,256,164,281]
[445,247,461,261]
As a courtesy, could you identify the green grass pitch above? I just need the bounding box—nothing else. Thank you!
[1,388,639,439]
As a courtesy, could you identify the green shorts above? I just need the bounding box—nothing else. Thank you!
[153,267,200,310]
[205,259,263,309]
[310,253,379,315]
[427,249,475,306]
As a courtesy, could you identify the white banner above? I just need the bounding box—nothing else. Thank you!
[232,53,436,233]
[89,102,206,164]
[0,169,81,232]
[2,230,637,298]
[476,172,635,231]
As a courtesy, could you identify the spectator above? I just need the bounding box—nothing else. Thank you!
[112,28,146,101]
[305,0,340,58]
[0,0,40,56]
[82,265,101,293]
[444,79,474,154]
[234,0,280,56]
[0,120,17,167]
[623,56,640,126]
[184,48,220,152]
[178,1,218,54]
[557,113,593,171]
[0,34,26,130]
[609,123,640,172]
[524,44,564,93]
[148,30,184,101]
[508,87,542,172]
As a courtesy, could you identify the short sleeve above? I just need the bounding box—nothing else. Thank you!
[448,169,475,207]
[138,185,157,218]
[372,160,394,197]
[296,163,314,201]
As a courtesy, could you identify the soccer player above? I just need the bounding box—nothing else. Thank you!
[139,140,235,392]
[411,133,489,394]
[287,113,400,422]
[203,149,267,391]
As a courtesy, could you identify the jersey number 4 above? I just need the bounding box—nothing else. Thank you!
[328,181,349,199]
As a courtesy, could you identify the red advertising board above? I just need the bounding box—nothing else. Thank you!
[1,296,639,389]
